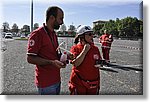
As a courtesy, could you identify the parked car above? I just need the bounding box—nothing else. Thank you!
[20,34,26,38]
[5,33,13,39]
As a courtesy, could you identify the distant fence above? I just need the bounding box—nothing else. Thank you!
[58,37,143,53]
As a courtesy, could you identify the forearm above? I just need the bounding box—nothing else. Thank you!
[72,50,88,67]
[27,55,53,66]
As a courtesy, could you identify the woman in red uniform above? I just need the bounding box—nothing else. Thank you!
[69,25,102,95]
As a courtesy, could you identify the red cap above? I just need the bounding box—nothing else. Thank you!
[64,52,67,54]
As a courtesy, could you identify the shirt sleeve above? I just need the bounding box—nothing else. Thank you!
[27,31,41,56]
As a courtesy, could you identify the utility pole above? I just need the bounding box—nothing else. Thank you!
[31,0,33,32]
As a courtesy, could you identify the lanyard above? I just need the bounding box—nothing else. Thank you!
[43,24,56,49]
[43,24,62,58]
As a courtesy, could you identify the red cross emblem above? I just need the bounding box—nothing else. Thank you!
[29,39,35,46]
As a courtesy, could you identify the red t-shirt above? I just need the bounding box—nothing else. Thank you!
[70,43,101,83]
[27,26,60,88]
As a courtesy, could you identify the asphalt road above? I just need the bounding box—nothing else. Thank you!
[0,37,143,95]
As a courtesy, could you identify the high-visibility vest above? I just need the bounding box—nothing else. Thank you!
[99,34,113,48]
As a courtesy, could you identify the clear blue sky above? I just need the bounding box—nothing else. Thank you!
[1,0,142,29]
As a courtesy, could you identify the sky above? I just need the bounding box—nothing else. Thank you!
[0,0,142,30]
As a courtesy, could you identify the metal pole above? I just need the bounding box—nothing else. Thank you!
[31,0,33,32]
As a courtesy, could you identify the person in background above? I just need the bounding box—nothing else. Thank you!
[99,30,113,63]
[27,6,65,95]
[69,25,102,95]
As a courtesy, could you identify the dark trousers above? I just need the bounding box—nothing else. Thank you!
[102,47,110,61]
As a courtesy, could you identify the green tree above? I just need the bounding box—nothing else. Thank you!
[21,25,30,36]
[2,22,10,32]
[93,16,143,39]
[93,23,104,35]
[33,23,39,30]
[139,20,143,38]
[11,23,19,34]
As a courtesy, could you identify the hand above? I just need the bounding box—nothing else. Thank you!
[83,43,91,53]
[108,38,112,42]
[53,60,66,69]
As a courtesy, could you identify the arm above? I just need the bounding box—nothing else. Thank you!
[72,44,91,67]
[108,34,113,42]
[27,55,64,68]
[99,36,102,43]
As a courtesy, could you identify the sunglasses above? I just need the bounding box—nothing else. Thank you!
[85,33,93,36]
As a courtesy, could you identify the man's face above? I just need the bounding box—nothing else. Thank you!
[53,9,64,30]
[53,20,60,30]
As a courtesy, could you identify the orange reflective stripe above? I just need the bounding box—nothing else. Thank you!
[101,41,112,43]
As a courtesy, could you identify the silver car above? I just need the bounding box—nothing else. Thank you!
[5,33,13,39]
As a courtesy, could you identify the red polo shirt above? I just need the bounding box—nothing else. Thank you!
[27,26,60,88]
[70,43,101,82]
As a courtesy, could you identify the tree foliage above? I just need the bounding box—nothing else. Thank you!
[33,23,39,30]
[68,25,76,31]
[11,23,19,34]
[2,22,10,32]
[59,24,67,32]
[93,17,143,39]
[21,25,30,36]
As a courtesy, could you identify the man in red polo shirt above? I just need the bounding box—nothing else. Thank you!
[99,30,113,63]
[69,25,102,95]
[27,6,65,95]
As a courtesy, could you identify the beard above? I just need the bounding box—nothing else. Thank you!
[53,20,60,30]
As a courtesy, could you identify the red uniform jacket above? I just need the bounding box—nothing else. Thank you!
[70,43,101,86]
[99,33,113,48]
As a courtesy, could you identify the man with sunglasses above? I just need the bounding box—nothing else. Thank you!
[68,25,102,95]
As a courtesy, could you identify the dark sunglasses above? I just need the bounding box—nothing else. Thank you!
[85,33,93,36]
